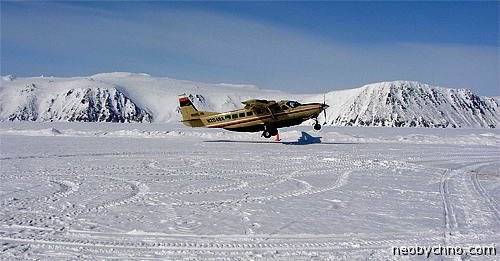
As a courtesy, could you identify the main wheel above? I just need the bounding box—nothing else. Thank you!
[262,130,272,138]
[314,123,321,130]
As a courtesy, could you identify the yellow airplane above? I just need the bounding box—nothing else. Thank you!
[179,95,329,138]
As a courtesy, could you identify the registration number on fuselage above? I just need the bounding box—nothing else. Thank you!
[206,116,225,123]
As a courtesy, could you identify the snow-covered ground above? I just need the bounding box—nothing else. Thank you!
[1,122,499,260]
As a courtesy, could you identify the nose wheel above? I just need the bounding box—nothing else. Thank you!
[313,118,322,130]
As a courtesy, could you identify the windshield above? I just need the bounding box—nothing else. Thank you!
[286,101,301,108]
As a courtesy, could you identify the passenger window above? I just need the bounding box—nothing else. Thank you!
[239,113,246,117]
[224,115,231,120]
[231,114,238,119]
[246,111,253,116]
[287,101,300,108]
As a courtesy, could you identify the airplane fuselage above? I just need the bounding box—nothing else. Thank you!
[200,102,325,132]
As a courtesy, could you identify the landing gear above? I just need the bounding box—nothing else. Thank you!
[262,130,272,138]
[313,118,322,131]
[262,128,278,138]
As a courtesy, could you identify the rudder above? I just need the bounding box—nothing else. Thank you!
[178,95,220,127]
[178,96,205,127]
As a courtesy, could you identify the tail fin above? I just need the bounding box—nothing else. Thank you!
[179,95,220,127]
[179,96,205,127]
[179,96,198,118]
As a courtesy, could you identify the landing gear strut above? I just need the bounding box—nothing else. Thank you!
[313,119,322,130]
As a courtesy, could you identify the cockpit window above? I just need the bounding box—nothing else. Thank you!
[286,101,301,108]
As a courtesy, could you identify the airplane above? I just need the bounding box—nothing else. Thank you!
[178,95,329,138]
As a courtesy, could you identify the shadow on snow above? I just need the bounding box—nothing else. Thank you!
[204,132,359,145]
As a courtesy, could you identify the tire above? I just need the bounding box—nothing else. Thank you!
[262,130,272,138]
[314,123,321,130]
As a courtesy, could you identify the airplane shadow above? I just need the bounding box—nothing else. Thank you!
[204,132,359,146]
[282,131,322,145]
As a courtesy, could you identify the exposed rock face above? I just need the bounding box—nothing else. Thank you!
[7,86,152,123]
[7,83,39,121]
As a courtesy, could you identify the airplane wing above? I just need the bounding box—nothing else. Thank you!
[241,99,278,118]
[241,99,276,109]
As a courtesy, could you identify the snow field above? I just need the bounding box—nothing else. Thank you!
[0,123,498,260]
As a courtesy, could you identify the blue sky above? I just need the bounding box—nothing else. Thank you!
[1,1,498,95]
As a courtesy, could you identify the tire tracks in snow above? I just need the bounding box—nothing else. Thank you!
[0,226,497,258]
[436,159,499,240]
[469,163,500,224]
[439,169,457,236]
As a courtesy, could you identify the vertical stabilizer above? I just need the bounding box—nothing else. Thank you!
[178,95,206,127]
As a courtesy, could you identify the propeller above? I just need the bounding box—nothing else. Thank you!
[322,93,328,125]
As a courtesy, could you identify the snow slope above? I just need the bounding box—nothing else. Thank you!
[1,73,498,128]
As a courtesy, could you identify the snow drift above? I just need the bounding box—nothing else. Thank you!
[0,73,498,128]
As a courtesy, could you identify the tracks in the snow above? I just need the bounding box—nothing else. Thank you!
[437,159,499,239]
[469,164,500,224]
[1,138,499,259]
[439,169,458,234]
[1,225,497,259]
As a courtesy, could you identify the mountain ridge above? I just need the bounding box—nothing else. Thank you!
[1,73,498,128]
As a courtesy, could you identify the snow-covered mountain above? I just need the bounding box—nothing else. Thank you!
[0,73,498,128]
[312,81,499,128]
[1,74,152,123]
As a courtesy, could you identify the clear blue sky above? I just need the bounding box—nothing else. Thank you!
[1,1,498,95]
